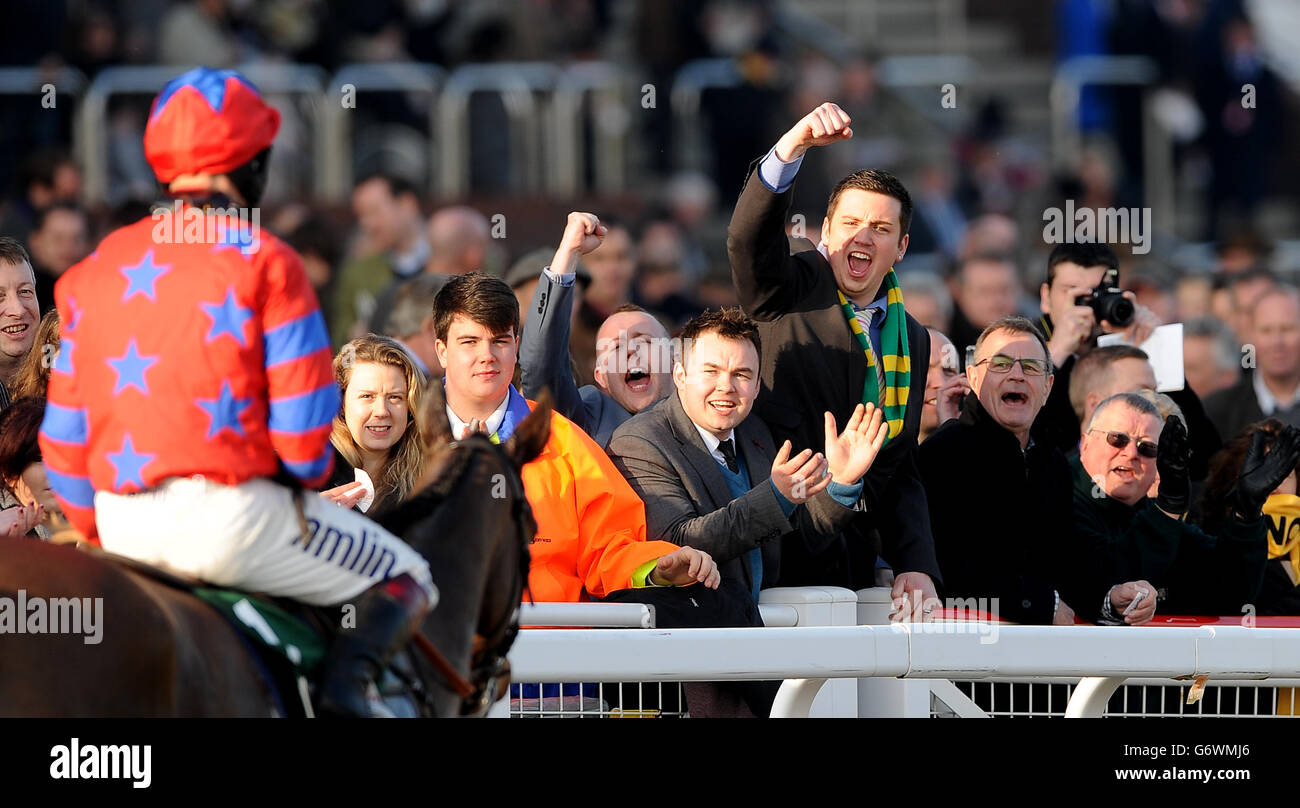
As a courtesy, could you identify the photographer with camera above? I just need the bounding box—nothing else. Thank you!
[1038,244,1155,369]
[1031,244,1222,482]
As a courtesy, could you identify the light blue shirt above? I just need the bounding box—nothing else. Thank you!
[758,146,805,194]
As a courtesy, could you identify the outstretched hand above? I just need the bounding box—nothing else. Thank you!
[775,102,853,162]
[769,440,829,505]
[650,546,721,589]
[824,403,889,486]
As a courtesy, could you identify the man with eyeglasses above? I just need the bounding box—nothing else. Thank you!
[1074,392,1299,616]
[919,316,1149,624]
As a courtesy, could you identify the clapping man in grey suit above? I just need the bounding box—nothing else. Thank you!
[520,212,672,447]
[608,308,889,601]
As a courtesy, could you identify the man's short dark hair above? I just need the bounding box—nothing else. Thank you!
[826,169,912,237]
[679,307,761,365]
[974,316,1050,365]
[433,272,519,342]
[0,237,32,269]
[1069,344,1151,423]
[354,171,419,202]
[1046,243,1119,287]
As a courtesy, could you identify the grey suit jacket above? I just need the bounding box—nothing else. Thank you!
[519,270,631,447]
[608,391,855,593]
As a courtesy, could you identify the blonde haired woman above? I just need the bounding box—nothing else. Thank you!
[322,335,428,513]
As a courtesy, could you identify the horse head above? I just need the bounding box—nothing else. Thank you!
[376,379,550,716]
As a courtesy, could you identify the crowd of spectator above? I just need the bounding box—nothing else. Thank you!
[3,2,1300,717]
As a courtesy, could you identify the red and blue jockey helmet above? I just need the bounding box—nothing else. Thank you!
[143,66,281,183]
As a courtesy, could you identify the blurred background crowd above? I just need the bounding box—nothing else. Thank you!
[2,0,1299,394]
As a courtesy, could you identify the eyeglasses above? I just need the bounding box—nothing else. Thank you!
[1088,429,1158,458]
[972,354,1050,376]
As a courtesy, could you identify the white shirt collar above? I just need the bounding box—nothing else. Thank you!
[446,391,510,438]
[1253,371,1299,415]
[692,422,736,469]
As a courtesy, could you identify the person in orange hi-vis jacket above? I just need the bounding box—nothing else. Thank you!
[431,271,721,602]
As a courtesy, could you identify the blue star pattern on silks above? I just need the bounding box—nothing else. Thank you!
[52,336,74,376]
[106,339,159,395]
[196,381,253,439]
[121,249,172,303]
[149,67,253,121]
[65,296,82,332]
[210,218,257,256]
[201,289,254,346]
[107,434,155,491]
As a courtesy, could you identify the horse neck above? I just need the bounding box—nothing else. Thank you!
[400,447,519,712]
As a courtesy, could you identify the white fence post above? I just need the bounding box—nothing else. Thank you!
[858,587,932,718]
[759,586,859,717]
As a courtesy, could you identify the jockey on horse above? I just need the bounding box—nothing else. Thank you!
[37,66,435,717]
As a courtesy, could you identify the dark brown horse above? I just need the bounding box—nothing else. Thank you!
[0,384,549,717]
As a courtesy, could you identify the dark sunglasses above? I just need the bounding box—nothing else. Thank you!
[1089,429,1158,458]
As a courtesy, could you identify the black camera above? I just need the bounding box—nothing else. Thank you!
[1074,267,1133,328]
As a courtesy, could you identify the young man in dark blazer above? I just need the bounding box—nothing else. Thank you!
[608,308,888,600]
[727,102,940,617]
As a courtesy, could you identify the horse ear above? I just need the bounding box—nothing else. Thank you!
[421,375,453,450]
[506,389,552,467]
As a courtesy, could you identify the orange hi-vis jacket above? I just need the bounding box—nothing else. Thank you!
[520,400,677,602]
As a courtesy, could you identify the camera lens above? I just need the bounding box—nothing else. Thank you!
[1101,294,1134,327]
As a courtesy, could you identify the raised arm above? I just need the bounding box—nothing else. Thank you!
[519,212,604,432]
[728,102,853,320]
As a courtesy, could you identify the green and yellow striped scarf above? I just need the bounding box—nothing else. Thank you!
[837,268,911,442]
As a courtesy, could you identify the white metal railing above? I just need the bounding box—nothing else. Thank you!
[500,587,1300,719]
[506,623,1300,718]
[318,62,446,200]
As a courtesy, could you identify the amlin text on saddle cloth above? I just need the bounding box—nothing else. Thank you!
[0,590,103,645]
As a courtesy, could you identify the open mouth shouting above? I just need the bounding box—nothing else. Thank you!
[625,368,651,394]
[999,390,1029,408]
[847,250,873,279]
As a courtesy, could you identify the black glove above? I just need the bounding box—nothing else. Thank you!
[1155,414,1191,514]
[1231,425,1300,519]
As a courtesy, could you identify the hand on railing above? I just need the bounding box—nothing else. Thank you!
[890,571,940,623]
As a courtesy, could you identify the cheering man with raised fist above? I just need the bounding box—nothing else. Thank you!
[728,102,941,619]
